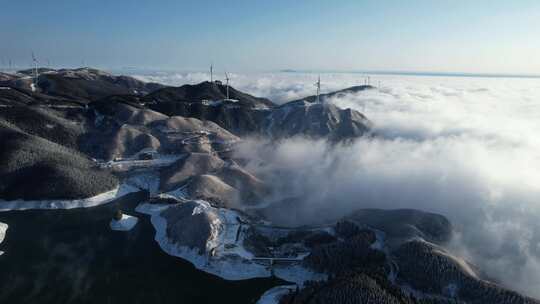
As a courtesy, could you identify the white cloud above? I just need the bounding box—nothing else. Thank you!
[133,70,540,297]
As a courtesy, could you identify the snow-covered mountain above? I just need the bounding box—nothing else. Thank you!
[0,68,537,304]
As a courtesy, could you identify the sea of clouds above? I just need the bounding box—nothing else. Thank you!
[132,70,540,297]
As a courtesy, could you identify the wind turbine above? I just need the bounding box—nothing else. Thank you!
[31,52,38,85]
[210,63,213,82]
[224,72,230,100]
[315,75,321,103]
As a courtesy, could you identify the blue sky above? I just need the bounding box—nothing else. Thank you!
[1,0,539,73]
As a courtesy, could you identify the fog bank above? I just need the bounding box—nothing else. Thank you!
[230,73,540,298]
[135,70,540,297]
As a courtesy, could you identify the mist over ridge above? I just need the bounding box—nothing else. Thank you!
[149,71,540,297]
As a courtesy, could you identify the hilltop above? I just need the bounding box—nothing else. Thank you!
[0,67,165,103]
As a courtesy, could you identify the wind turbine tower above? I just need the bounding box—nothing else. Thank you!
[31,52,38,85]
[225,72,230,99]
[210,64,213,82]
[315,75,321,103]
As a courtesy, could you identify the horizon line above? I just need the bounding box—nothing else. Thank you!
[3,65,540,80]
[280,69,540,80]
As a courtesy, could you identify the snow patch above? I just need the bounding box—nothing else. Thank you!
[370,229,385,251]
[0,222,7,244]
[257,285,296,304]
[110,214,139,231]
[0,222,7,256]
[100,154,182,170]
[165,185,188,199]
[135,202,170,214]
[0,183,139,212]
[125,172,160,196]
[201,100,223,106]
[136,201,325,283]
[136,202,269,280]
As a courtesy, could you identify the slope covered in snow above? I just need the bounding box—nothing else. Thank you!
[0,222,7,256]
[136,201,325,283]
[110,214,139,231]
[0,184,139,212]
